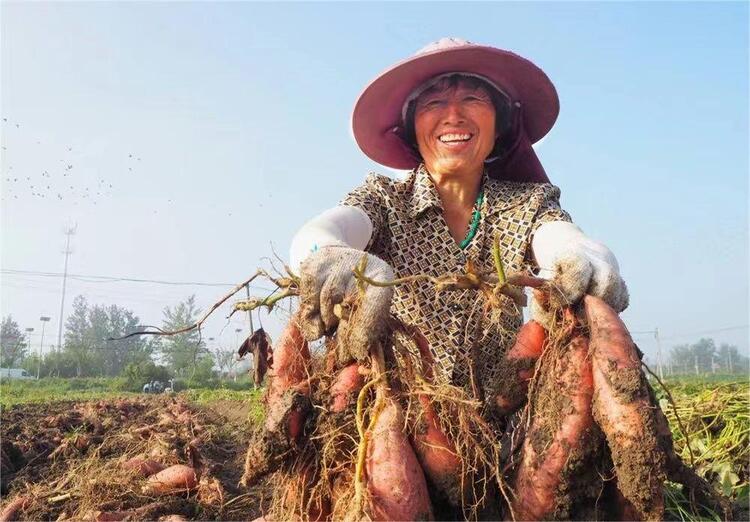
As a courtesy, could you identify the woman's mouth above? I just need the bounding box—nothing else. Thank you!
[438,132,473,143]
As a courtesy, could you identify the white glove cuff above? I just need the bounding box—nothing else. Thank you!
[531,221,620,279]
[289,206,374,273]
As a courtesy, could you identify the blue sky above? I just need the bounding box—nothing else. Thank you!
[1,2,747,364]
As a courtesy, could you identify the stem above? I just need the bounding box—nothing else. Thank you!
[110,270,267,340]
[642,362,696,469]
[492,234,506,286]
[232,287,296,313]
[353,376,383,513]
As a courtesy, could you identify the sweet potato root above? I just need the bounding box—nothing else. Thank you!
[512,329,597,520]
[492,320,546,416]
[585,295,666,521]
[143,464,199,495]
[366,399,434,521]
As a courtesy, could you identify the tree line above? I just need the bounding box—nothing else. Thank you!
[667,338,749,376]
[0,295,242,383]
[2,304,747,381]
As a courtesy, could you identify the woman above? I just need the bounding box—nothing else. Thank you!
[290,37,628,398]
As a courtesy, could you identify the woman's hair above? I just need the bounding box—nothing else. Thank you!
[401,74,514,162]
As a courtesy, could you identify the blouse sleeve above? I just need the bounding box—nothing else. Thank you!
[526,184,573,270]
[530,183,573,236]
[339,173,390,252]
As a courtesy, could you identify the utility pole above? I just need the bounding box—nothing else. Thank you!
[38,316,51,379]
[694,354,700,376]
[654,327,664,380]
[56,225,76,352]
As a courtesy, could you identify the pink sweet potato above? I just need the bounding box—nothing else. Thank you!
[122,457,165,477]
[0,496,29,522]
[143,464,199,495]
[585,295,666,521]
[406,330,462,505]
[367,400,434,521]
[412,394,462,505]
[241,320,313,488]
[493,320,546,416]
[512,330,594,520]
[330,363,364,413]
[265,320,311,438]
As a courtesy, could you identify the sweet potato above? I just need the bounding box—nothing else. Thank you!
[266,320,311,408]
[122,457,165,477]
[330,363,365,413]
[0,496,29,522]
[143,464,199,495]
[241,319,313,488]
[366,400,434,521]
[265,319,311,438]
[492,320,546,416]
[512,329,596,520]
[412,395,462,506]
[405,330,462,506]
[585,295,666,521]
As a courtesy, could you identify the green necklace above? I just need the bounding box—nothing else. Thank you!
[459,187,485,250]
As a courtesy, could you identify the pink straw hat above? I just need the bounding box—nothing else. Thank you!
[352,38,559,183]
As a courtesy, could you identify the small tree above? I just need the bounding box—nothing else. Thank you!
[213,345,238,379]
[160,295,207,378]
[1,315,27,367]
[64,296,95,376]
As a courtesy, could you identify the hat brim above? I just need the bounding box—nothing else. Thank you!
[352,45,559,170]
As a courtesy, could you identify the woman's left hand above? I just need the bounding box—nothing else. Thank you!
[547,243,630,312]
[531,221,629,315]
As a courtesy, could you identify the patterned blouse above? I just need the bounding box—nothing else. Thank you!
[340,164,571,397]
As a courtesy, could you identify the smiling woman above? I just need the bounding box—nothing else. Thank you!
[282,37,631,519]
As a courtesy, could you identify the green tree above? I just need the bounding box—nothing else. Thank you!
[64,296,96,376]
[1,315,28,367]
[669,338,720,375]
[63,295,153,377]
[213,345,238,379]
[160,295,210,378]
[716,343,749,374]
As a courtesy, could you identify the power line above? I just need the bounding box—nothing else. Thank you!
[1,268,274,292]
[660,324,749,340]
[629,325,748,339]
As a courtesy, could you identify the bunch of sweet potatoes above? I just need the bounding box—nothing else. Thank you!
[241,296,715,522]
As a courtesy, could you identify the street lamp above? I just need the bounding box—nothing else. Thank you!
[38,317,51,379]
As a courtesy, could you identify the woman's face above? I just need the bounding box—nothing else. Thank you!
[413,80,497,178]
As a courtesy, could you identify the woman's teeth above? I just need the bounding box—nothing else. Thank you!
[439,133,472,143]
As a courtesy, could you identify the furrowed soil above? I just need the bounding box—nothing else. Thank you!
[0,395,272,521]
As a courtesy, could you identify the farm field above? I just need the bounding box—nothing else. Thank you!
[0,377,747,521]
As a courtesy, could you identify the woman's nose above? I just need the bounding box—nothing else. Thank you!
[442,100,466,124]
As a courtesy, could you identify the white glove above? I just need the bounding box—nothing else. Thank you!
[298,246,394,363]
[289,206,373,273]
[531,222,629,315]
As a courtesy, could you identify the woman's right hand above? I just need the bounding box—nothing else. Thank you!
[298,246,394,363]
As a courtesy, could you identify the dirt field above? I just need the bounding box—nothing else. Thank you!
[0,395,269,521]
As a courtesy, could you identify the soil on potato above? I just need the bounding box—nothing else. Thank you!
[0,395,272,521]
